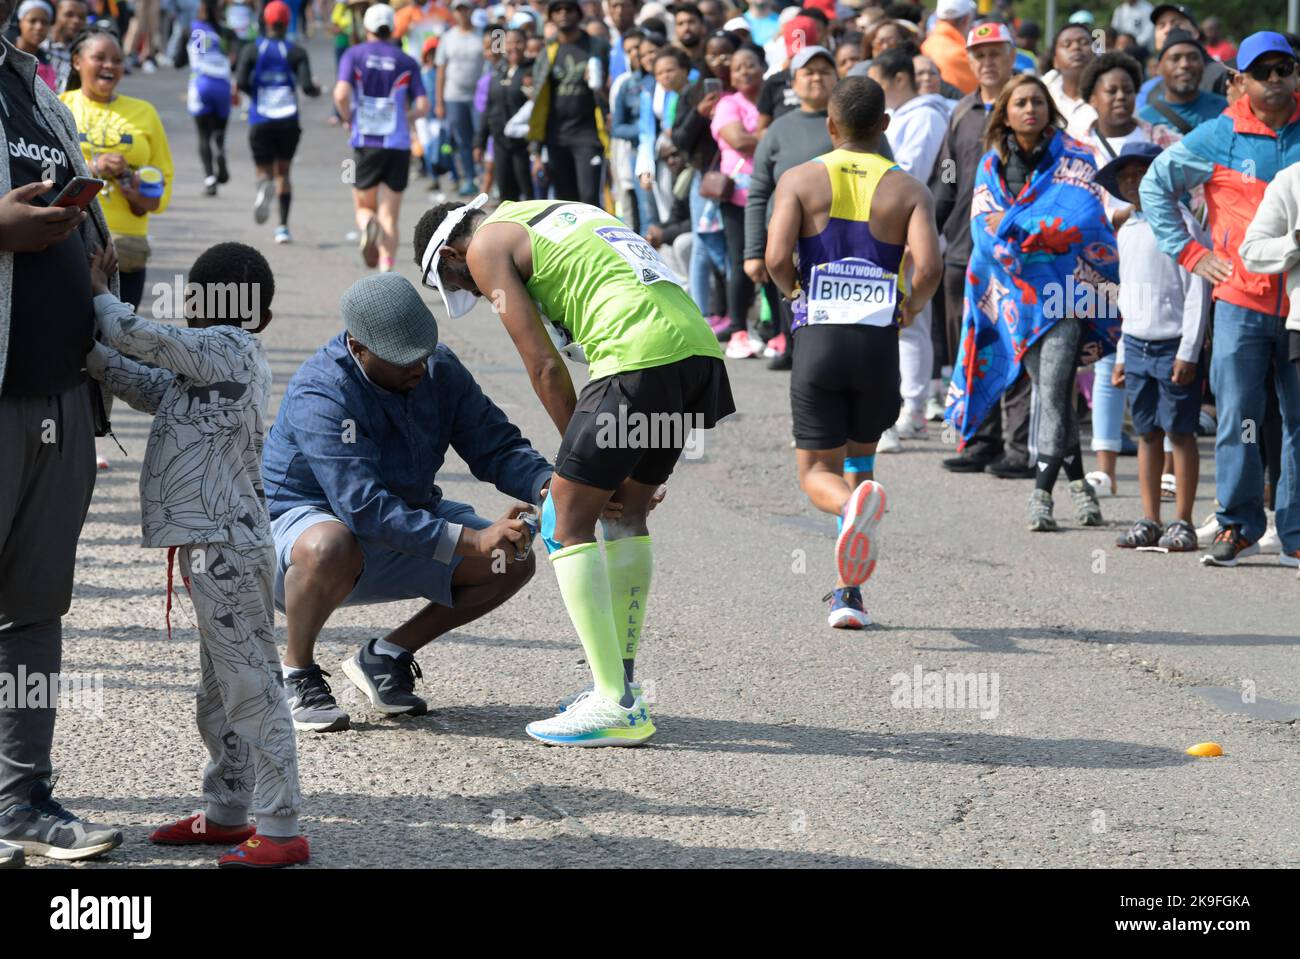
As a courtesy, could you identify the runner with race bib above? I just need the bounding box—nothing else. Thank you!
[236,0,321,244]
[333,3,427,271]
[187,0,235,197]
[765,76,941,630]
[412,196,733,747]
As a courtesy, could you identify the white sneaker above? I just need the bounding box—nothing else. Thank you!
[893,411,928,440]
[925,395,946,423]
[526,692,656,747]
[1279,551,1300,568]
[557,681,641,712]
[274,226,293,245]
[1258,517,1281,554]
[1195,511,1221,547]
[876,428,902,453]
[1085,470,1113,498]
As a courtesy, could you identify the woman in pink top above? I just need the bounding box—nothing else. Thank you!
[710,44,765,351]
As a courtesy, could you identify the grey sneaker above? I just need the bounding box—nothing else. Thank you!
[1028,489,1058,532]
[285,664,351,732]
[0,781,122,861]
[1069,478,1104,526]
[341,640,428,716]
[0,839,24,869]
[253,178,275,224]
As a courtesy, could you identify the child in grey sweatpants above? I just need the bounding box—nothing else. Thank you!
[85,242,307,868]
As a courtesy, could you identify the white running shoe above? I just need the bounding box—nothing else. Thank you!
[526,692,656,747]
[557,681,641,712]
[274,226,293,245]
[253,179,275,224]
[925,395,946,422]
[836,480,885,586]
[893,411,928,440]
[1195,511,1221,547]
[1085,470,1114,498]
[876,428,902,453]
[1258,517,1281,554]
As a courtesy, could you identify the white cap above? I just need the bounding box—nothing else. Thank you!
[935,0,976,20]
[723,16,748,32]
[363,3,396,33]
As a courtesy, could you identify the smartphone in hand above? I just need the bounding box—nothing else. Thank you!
[51,176,106,209]
[703,78,722,96]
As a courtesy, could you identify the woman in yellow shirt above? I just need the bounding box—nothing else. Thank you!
[61,24,173,310]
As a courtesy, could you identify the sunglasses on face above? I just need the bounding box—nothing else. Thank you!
[1247,58,1297,82]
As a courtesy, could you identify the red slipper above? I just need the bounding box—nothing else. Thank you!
[218,834,310,869]
[150,814,256,846]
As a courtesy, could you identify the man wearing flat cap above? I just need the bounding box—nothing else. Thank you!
[261,273,553,733]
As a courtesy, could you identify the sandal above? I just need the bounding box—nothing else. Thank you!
[1117,518,1162,548]
[1160,473,1176,501]
[1158,518,1198,552]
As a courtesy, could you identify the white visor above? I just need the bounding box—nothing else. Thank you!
[420,192,490,317]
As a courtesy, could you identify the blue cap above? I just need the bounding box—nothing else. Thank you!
[1095,141,1163,201]
[1237,32,1297,72]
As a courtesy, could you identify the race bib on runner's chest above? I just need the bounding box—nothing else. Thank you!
[593,225,684,287]
[357,94,397,136]
[806,259,897,327]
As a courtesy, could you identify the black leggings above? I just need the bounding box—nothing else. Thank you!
[495,142,532,202]
[547,141,603,206]
[720,202,753,335]
[194,112,228,179]
[119,269,146,311]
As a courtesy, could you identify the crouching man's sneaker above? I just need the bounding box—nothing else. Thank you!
[1201,526,1260,567]
[526,692,656,747]
[285,664,350,732]
[0,781,122,861]
[218,834,310,868]
[150,813,256,845]
[0,839,24,869]
[342,639,428,716]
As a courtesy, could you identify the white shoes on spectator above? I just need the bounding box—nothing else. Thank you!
[1085,471,1113,498]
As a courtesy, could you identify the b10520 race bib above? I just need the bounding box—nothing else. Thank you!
[806,259,897,326]
[593,225,684,288]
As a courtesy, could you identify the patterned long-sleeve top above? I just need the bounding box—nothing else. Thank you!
[85,294,273,550]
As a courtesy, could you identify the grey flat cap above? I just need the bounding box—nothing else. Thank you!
[341,273,439,366]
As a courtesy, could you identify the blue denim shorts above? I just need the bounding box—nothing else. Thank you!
[270,500,493,613]
[1122,334,1201,436]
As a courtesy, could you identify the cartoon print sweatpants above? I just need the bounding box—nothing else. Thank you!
[177,540,301,837]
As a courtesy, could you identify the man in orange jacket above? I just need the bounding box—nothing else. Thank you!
[922,0,977,95]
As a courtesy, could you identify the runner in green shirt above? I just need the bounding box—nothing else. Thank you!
[413,195,734,747]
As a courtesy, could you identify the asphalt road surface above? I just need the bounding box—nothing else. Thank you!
[41,38,1300,868]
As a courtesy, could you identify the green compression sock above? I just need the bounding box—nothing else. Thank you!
[551,541,626,704]
[605,535,652,681]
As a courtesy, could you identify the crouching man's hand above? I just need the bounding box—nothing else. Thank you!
[455,504,533,558]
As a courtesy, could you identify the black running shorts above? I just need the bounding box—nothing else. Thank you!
[353,147,411,192]
[249,119,302,167]
[555,355,735,489]
[790,324,901,449]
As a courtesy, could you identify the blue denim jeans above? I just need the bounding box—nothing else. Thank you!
[1210,301,1300,551]
[688,172,728,315]
[1090,352,1125,452]
[444,100,477,187]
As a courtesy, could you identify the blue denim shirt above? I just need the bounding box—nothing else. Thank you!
[263,333,552,563]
